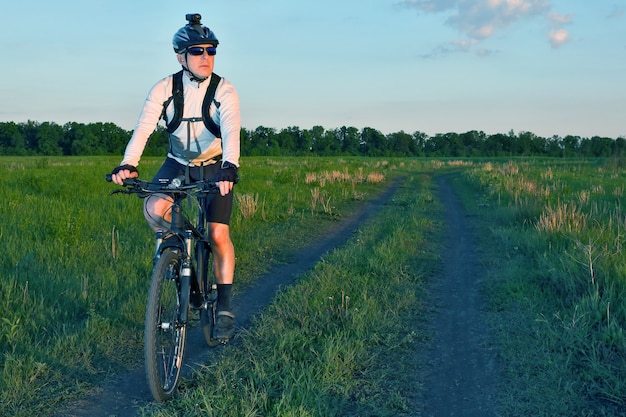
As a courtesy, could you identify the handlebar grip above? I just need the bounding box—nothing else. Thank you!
[105,174,137,186]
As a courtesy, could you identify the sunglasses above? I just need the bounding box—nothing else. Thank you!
[186,46,217,56]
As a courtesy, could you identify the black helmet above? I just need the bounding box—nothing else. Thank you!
[173,13,219,53]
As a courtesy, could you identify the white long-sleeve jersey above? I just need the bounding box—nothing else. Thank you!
[121,71,240,168]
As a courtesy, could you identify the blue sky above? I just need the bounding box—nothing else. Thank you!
[1,0,624,138]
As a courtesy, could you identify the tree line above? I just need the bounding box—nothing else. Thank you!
[1,120,624,158]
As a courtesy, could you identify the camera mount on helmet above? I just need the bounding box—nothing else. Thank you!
[186,13,202,26]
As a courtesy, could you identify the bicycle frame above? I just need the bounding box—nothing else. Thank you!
[153,188,216,323]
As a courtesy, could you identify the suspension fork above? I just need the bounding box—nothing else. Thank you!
[178,230,193,324]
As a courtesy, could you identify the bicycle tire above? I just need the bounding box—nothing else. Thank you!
[144,249,187,402]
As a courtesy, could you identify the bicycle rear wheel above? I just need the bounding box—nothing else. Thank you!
[144,249,187,402]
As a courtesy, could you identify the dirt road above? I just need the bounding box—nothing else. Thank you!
[420,175,499,416]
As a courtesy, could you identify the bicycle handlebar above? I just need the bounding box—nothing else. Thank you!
[105,174,220,196]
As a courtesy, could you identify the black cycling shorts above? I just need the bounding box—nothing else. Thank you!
[152,157,234,225]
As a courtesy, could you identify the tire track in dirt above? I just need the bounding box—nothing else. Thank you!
[420,174,499,417]
[54,178,402,417]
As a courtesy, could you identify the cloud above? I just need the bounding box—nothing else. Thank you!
[419,38,499,58]
[548,28,570,48]
[546,11,572,48]
[450,0,550,39]
[398,0,573,53]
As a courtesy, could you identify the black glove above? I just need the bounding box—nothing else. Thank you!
[216,161,239,184]
[111,164,138,176]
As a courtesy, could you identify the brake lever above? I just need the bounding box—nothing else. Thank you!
[109,189,126,195]
[202,181,220,193]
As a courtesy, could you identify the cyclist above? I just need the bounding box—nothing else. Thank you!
[111,13,240,341]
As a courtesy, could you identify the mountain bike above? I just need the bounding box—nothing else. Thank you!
[106,174,225,402]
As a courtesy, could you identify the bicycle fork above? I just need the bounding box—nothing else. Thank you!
[154,229,194,326]
[178,232,193,325]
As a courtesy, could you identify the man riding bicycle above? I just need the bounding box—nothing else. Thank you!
[111,13,240,341]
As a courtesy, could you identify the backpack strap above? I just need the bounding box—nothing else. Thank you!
[162,71,222,138]
[201,73,222,138]
[163,70,185,134]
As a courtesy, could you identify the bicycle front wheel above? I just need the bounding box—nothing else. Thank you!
[144,249,187,402]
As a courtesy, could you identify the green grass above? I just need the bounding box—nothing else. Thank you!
[4,156,626,416]
[457,159,626,416]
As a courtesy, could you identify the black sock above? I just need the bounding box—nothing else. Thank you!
[216,284,232,312]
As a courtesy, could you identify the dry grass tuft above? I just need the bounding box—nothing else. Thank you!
[366,172,385,184]
[236,193,258,218]
[535,201,588,233]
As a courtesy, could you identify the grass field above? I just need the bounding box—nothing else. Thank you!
[1,156,626,416]
[461,158,626,415]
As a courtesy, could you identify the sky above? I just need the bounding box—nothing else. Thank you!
[1,0,624,139]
